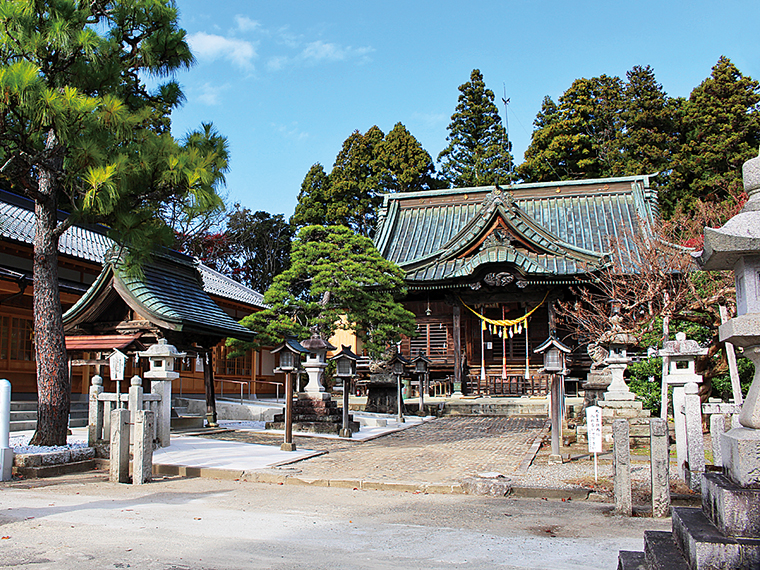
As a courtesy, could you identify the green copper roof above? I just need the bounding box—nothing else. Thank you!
[374,175,657,284]
[64,249,255,342]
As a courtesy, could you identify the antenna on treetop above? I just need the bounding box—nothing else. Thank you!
[502,83,512,174]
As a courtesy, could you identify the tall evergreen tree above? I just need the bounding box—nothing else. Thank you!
[438,69,514,187]
[292,124,440,237]
[291,163,331,230]
[664,56,760,215]
[327,126,386,237]
[377,122,439,193]
[518,75,625,182]
[616,65,680,177]
[0,0,226,445]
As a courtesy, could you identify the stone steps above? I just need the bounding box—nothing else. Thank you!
[618,472,760,569]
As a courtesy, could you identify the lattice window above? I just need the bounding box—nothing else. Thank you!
[411,322,448,359]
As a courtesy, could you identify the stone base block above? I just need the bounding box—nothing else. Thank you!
[721,427,760,487]
[298,392,331,401]
[644,530,690,570]
[617,550,648,570]
[672,507,760,569]
[702,472,760,538]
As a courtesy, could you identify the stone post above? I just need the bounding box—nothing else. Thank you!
[710,413,726,467]
[649,418,670,517]
[613,419,632,516]
[683,382,705,492]
[128,375,143,444]
[88,375,104,446]
[133,409,154,485]
[0,379,12,482]
[109,408,130,483]
[150,377,171,448]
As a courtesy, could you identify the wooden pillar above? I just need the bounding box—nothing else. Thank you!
[453,303,462,394]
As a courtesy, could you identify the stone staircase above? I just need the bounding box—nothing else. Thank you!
[68,399,88,428]
[9,401,37,431]
[618,472,760,569]
[170,399,206,431]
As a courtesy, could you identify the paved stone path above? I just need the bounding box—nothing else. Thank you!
[204,416,547,485]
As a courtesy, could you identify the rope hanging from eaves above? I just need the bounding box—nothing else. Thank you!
[458,291,549,328]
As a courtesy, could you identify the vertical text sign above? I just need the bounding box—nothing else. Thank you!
[109,349,127,381]
[586,405,603,454]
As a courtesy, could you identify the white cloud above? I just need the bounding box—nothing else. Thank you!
[193,82,230,106]
[273,122,309,141]
[300,41,374,64]
[267,56,290,72]
[187,32,257,70]
[234,15,261,33]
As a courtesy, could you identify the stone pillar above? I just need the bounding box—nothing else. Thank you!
[109,408,130,483]
[613,419,632,516]
[683,382,705,492]
[133,409,154,485]
[150,378,171,448]
[128,375,143,444]
[672,386,688,480]
[649,418,670,517]
[710,413,726,467]
[88,375,104,445]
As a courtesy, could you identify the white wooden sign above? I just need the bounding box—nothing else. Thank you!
[586,405,603,454]
[195,354,204,372]
[109,349,128,381]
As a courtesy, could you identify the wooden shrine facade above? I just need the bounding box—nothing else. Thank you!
[373,175,660,395]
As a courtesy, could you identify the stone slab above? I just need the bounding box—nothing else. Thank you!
[617,550,648,570]
[643,530,690,570]
[702,472,760,538]
[13,459,99,479]
[672,506,760,570]
[721,427,760,487]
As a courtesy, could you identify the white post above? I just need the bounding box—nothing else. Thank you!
[128,375,143,444]
[1,379,13,482]
[133,409,154,485]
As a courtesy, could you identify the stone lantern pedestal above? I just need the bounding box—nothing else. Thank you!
[138,339,185,447]
[267,335,359,435]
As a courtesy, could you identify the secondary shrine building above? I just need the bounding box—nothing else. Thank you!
[373,174,659,396]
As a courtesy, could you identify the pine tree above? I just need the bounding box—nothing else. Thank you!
[236,225,416,357]
[438,69,514,187]
[665,56,760,215]
[0,0,226,445]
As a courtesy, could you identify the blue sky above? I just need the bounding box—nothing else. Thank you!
[169,1,760,218]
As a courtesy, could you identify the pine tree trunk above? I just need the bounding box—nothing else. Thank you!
[29,161,70,446]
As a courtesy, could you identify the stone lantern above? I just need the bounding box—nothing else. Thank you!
[299,334,336,397]
[535,335,571,463]
[330,345,358,438]
[659,332,708,482]
[700,149,760,486]
[138,339,186,447]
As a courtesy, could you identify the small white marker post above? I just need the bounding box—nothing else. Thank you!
[109,349,127,407]
[586,405,603,483]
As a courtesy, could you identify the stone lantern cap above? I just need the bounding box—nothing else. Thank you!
[138,338,186,379]
[138,338,187,360]
[659,332,708,357]
[699,150,760,271]
[300,334,336,353]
